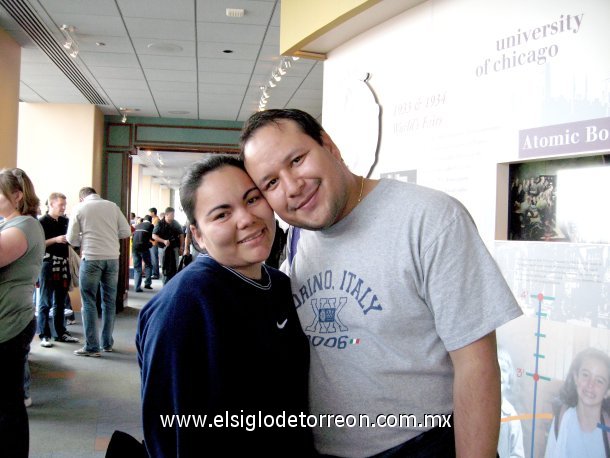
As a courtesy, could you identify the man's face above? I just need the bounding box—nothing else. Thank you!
[243,119,350,230]
[49,198,66,217]
[165,212,174,223]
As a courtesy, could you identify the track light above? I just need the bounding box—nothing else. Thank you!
[121,114,127,123]
[268,79,276,88]
[60,25,79,58]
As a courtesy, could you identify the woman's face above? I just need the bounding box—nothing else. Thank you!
[190,165,275,278]
[574,356,610,409]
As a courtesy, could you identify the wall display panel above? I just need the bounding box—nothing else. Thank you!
[321,1,610,457]
[323,0,610,244]
[495,241,610,457]
[508,155,609,242]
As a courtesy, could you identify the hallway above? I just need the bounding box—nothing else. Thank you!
[27,280,156,457]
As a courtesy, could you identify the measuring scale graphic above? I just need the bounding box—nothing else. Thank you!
[501,292,555,457]
[525,292,554,457]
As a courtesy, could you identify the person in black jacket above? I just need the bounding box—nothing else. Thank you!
[132,215,154,292]
[136,156,314,457]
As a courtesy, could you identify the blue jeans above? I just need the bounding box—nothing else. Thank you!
[150,245,159,277]
[79,259,118,352]
[132,249,152,290]
[37,261,67,339]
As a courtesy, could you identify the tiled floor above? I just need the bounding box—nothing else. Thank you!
[27,279,160,458]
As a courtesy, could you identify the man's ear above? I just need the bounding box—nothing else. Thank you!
[321,130,342,161]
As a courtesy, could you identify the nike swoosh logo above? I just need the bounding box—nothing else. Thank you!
[277,319,287,329]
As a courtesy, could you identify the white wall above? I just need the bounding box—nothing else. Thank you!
[17,103,104,216]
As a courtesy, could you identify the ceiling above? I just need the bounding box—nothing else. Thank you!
[0,0,324,189]
[0,0,323,122]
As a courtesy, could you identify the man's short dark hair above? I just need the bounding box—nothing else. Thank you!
[239,109,324,160]
[79,187,97,199]
[165,207,175,214]
[149,207,157,215]
[180,155,244,227]
[143,215,152,222]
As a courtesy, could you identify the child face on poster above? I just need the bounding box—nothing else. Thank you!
[574,355,610,410]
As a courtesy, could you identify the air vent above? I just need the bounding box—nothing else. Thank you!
[0,0,108,105]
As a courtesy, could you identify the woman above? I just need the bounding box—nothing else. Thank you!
[545,347,610,457]
[136,156,314,457]
[0,168,45,457]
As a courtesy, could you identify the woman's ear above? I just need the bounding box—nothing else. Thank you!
[12,190,23,205]
[190,224,206,251]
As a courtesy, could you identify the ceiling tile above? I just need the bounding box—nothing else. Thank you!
[123,17,195,40]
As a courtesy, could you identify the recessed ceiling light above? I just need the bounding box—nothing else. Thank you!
[96,42,106,47]
[222,49,234,54]
[146,42,183,53]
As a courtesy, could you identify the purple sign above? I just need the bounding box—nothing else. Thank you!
[519,117,610,158]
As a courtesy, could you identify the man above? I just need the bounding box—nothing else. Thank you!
[67,187,131,357]
[241,109,523,457]
[132,215,154,292]
[148,207,160,279]
[152,207,184,285]
[37,193,79,347]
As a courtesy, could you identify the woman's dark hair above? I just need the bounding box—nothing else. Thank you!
[560,347,610,408]
[0,168,40,218]
[239,109,324,159]
[180,155,245,227]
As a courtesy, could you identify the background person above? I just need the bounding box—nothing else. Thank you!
[132,215,154,292]
[148,208,160,279]
[0,168,45,457]
[241,109,523,457]
[152,207,184,284]
[137,156,313,457]
[67,187,131,357]
[37,192,79,346]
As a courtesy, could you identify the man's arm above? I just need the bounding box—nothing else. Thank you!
[116,207,132,239]
[152,233,170,247]
[66,212,81,246]
[45,235,67,247]
[449,331,501,458]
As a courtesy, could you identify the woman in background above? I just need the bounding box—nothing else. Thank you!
[0,168,45,457]
[545,347,610,457]
[137,156,313,457]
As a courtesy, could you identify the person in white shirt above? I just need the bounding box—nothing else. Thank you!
[66,187,131,357]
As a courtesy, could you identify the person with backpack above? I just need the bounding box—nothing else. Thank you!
[545,347,610,457]
[132,215,154,292]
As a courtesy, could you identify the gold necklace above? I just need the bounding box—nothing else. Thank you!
[357,176,365,203]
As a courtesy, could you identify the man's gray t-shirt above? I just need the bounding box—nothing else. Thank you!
[286,179,522,457]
